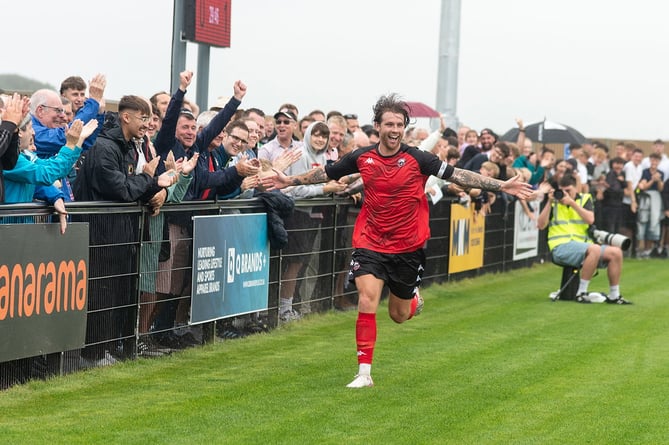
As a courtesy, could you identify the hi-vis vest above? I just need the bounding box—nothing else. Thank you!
[547,193,593,251]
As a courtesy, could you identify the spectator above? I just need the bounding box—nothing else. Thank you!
[278,121,347,320]
[258,109,303,165]
[3,119,97,231]
[598,157,627,235]
[325,114,347,165]
[459,127,495,168]
[344,113,360,134]
[59,76,87,114]
[241,107,266,154]
[73,95,178,365]
[635,152,664,258]
[298,116,315,139]
[0,93,23,201]
[308,109,326,122]
[537,173,631,305]
[621,147,644,253]
[151,72,258,346]
[464,141,510,180]
[150,91,170,118]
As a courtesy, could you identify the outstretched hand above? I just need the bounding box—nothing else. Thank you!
[65,120,84,148]
[77,119,99,146]
[500,175,534,199]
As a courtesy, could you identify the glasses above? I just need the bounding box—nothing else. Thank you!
[130,114,151,123]
[344,114,358,120]
[41,104,65,115]
[229,134,248,145]
[276,119,292,126]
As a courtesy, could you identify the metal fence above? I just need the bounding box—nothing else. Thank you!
[0,195,545,389]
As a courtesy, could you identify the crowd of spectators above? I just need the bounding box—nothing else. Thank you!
[0,70,662,376]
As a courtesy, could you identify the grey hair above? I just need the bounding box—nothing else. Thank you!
[29,89,59,115]
[196,110,217,129]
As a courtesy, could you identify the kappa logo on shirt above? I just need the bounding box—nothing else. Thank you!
[365,158,374,165]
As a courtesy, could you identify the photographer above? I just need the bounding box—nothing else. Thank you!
[537,174,632,304]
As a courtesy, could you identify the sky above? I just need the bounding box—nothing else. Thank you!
[3,0,668,141]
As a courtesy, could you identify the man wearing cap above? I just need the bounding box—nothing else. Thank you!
[258,109,303,167]
[459,128,497,168]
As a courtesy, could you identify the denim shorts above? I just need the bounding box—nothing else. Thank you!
[552,241,607,268]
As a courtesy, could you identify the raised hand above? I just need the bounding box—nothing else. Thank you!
[180,70,194,91]
[233,80,247,101]
[65,120,84,148]
[272,147,302,172]
[235,156,260,177]
[164,151,177,171]
[88,74,107,102]
[143,156,159,177]
[2,93,24,126]
[77,119,99,146]
[181,152,199,175]
[157,169,178,187]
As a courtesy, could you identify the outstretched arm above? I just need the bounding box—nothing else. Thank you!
[271,166,331,189]
[449,168,533,199]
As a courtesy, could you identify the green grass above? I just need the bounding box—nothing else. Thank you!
[1,260,668,444]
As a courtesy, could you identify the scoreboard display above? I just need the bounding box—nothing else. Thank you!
[183,0,231,48]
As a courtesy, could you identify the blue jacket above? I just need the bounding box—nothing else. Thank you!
[153,88,244,200]
[3,146,82,204]
[32,98,103,158]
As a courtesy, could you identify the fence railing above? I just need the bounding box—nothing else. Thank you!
[0,195,545,388]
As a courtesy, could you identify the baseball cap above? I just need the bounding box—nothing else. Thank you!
[273,109,297,121]
[479,128,497,140]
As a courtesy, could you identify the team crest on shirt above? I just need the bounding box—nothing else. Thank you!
[397,158,406,168]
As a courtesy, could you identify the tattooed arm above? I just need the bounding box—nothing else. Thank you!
[272,166,331,188]
[449,168,534,199]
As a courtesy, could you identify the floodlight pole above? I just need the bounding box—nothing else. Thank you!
[435,0,461,130]
[171,0,188,93]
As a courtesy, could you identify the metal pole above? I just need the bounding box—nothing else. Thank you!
[435,0,462,130]
[196,44,211,110]
[171,0,188,93]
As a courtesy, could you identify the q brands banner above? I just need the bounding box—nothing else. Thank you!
[513,198,540,260]
[190,214,269,324]
[0,224,88,362]
[448,203,485,273]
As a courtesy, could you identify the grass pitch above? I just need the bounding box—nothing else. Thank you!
[1,259,667,444]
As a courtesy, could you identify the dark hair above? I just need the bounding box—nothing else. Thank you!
[118,95,151,115]
[649,152,662,161]
[559,173,577,188]
[372,93,410,127]
[242,108,265,118]
[609,156,626,167]
[569,143,582,151]
[224,119,250,135]
[60,76,86,94]
[310,121,330,137]
[495,141,510,158]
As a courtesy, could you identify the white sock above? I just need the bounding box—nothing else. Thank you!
[279,298,292,313]
[609,285,620,300]
[577,279,590,295]
[358,363,372,376]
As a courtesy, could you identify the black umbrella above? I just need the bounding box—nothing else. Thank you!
[501,120,587,145]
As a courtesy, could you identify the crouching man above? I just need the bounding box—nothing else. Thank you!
[537,174,632,304]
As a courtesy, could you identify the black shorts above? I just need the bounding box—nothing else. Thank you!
[348,248,425,299]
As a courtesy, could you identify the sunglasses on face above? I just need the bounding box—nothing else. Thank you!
[276,119,292,125]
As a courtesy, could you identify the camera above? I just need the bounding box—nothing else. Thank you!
[591,228,631,251]
[553,189,564,200]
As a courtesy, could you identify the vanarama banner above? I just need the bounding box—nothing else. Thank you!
[448,203,485,273]
[0,224,89,362]
[190,214,269,324]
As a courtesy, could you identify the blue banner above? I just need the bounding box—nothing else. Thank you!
[190,213,269,323]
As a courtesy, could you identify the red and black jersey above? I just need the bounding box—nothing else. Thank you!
[325,143,454,254]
